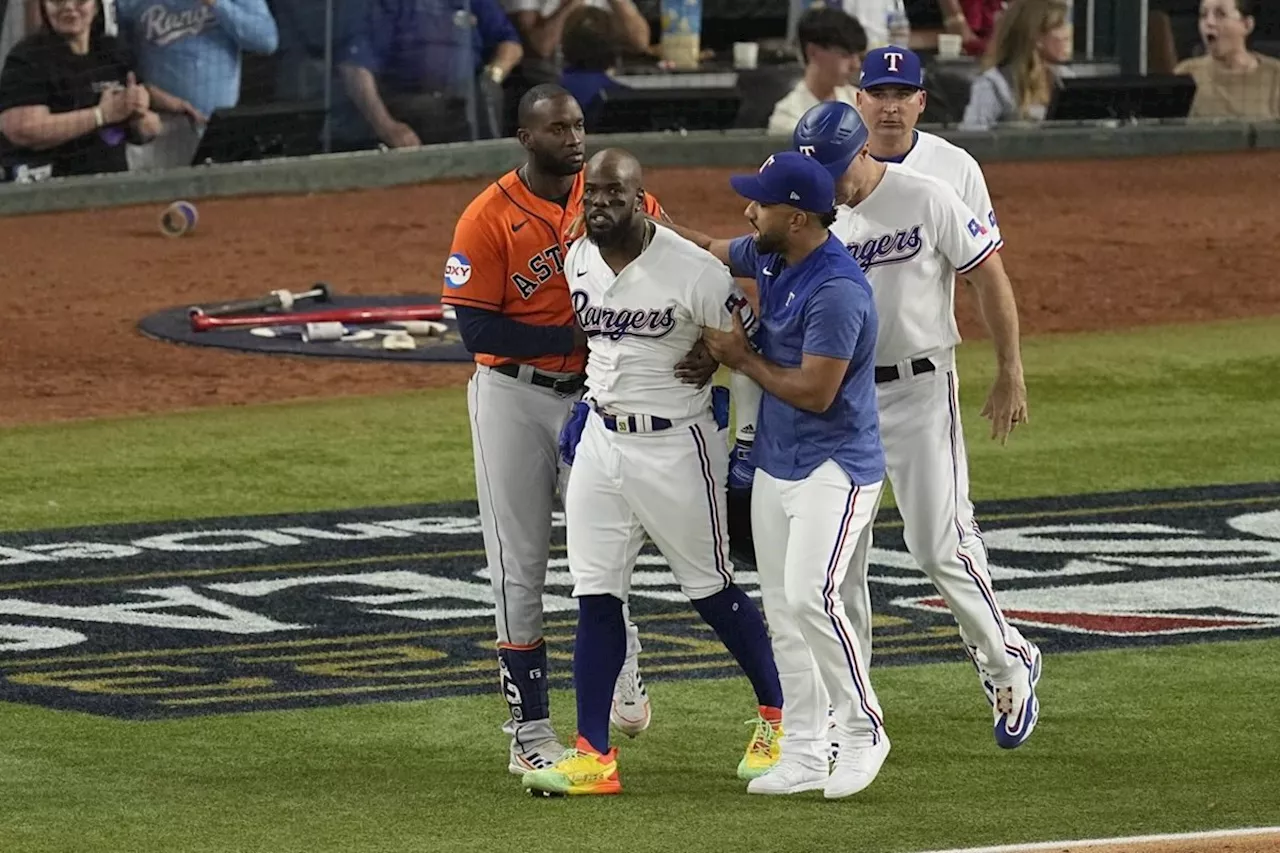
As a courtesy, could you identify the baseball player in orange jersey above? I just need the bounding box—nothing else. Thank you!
[441,84,718,777]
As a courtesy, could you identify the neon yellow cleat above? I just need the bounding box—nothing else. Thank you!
[522,736,622,796]
[737,707,783,781]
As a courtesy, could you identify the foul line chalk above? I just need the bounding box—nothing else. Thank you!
[912,826,1280,853]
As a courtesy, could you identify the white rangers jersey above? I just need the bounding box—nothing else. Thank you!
[567,224,750,419]
[830,163,997,365]
[885,130,1004,250]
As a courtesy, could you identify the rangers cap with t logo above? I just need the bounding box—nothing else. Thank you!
[729,151,836,215]
[859,46,925,89]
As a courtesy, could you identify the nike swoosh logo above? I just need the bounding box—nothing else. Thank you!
[762,268,774,276]
[576,270,588,277]
[511,220,527,232]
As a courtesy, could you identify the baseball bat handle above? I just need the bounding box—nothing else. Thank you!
[190,304,449,331]
[188,284,330,319]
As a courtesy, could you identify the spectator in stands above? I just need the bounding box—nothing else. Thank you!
[115,0,278,170]
[827,0,909,51]
[0,0,171,180]
[559,6,625,113]
[1175,0,1279,120]
[505,0,647,81]
[333,0,523,150]
[768,5,866,135]
[936,0,1008,57]
[959,0,1073,130]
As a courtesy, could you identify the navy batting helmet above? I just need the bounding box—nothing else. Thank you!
[792,101,870,179]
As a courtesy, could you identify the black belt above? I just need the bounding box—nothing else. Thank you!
[493,364,585,395]
[596,411,674,433]
[874,358,936,384]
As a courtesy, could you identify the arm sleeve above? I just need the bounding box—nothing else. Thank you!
[0,46,49,110]
[475,0,521,47]
[454,305,577,358]
[212,0,279,54]
[441,215,509,310]
[958,153,1003,250]
[802,279,865,361]
[690,263,758,337]
[726,235,759,280]
[929,182,998,275]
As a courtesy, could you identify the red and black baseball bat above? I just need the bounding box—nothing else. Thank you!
[189,303,452,332]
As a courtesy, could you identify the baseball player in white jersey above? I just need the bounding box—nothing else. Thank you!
[856,46,1003,251]
[793,98,1041,749]
[521,148,785,797]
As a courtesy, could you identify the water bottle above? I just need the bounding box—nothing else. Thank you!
[887,2,911,48]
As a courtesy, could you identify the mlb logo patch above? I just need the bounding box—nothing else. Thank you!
[444,253,472,288]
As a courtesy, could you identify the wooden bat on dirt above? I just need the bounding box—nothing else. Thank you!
[187,283,332,320]
[189,303,454,332]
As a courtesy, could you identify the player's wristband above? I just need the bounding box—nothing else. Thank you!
[93,106,105,127]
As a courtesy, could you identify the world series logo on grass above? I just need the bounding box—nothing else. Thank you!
[1,484,1278,719]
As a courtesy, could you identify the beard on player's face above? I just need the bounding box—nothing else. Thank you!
[749,204,790,254]
[586,206,637,247]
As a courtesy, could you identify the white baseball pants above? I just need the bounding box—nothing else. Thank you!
[842,363,1034,684]
[565,412,733,603]
[753,460,886,767]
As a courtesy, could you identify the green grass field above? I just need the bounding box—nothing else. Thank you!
[3,316,1280,853]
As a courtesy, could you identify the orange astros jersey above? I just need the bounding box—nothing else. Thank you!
[442,168,666,374]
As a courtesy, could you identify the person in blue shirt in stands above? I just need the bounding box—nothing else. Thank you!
[334,0,524,151]
[700,150,890,802]
[115,0,278,170]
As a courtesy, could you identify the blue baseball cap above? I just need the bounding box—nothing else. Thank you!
[729,151,835,215]
[792,101,870,178]
[859,46,925,89]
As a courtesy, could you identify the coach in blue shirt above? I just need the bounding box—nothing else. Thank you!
[701,150,892,801]
[334,0,523,150]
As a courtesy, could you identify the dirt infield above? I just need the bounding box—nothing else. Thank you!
[1,149,1278,427]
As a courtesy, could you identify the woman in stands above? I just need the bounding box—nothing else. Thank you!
[1175,0,1279,120]
[0,0,160,180]
[959,0,1074,130]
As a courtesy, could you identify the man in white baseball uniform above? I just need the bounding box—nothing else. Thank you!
[521,148,785,797]
[856,46,1003,255]
[849,46,1034,706]
[793,99,1041,749]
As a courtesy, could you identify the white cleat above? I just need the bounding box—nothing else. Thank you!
[508,739,566,776]
[746,757,829,795]
[993,645,1042,750]
[825,735,890,800]
[610,669,651,738]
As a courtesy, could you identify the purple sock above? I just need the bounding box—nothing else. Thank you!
[574,594,626,754]
[693,584,784,709]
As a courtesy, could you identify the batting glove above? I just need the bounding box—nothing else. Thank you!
[559,401,590,466]
[711,385,731,431]
[728,439,755,490]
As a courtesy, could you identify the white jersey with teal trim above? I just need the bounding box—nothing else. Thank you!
[891,130,1003,251]
[829,162,997,365]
